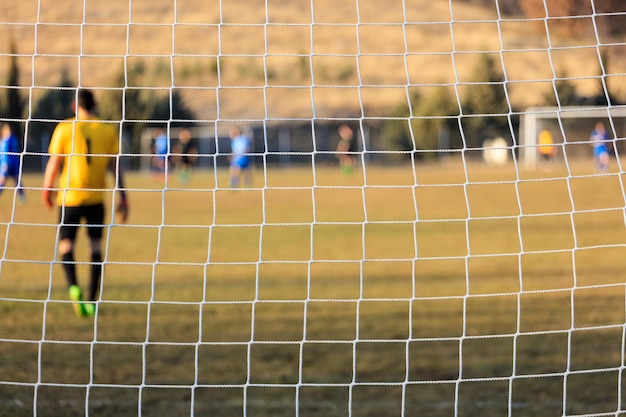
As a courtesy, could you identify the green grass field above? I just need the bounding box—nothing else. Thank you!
[1,159,626,416]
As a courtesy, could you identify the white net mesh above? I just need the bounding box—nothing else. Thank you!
[1,1,626,416]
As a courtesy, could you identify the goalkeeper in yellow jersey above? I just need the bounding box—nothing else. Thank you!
[42,89,129,317]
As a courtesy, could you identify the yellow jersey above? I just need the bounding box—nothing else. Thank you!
[48,117,119,207]
[538,129,556,156]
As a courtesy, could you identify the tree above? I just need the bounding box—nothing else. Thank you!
[589,49,620,106]
[151,90,197,126]
[0,37,25,144]
[4,38,24,123]
[98,61,157,162]
[381,86,460,158]
[25,70,75,170]
[544,51,623,107]
[380,91,417,156]
[410,86,460,156]
[543,70,580,106]
[461,54,510,148]
[99,61,198,168]
[27,70,75,136]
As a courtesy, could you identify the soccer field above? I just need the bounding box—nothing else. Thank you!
[1,160,626,416]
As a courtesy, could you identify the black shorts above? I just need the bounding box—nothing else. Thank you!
[59,204,105,241]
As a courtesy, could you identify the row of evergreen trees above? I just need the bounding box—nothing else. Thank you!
[0,40,197,169]
[381,51,619,157]
[0,42,619,164]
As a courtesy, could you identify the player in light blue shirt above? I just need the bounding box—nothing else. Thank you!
[229,126,252,188]
[0,123,25,202]
[152,128,169,177]
[590,121,610,173]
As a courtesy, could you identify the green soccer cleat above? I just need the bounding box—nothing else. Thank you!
[84,303,97,317]
[68,285,87,317]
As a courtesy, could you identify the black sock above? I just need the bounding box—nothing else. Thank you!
[61,252,77,288]
[89,253,102,302]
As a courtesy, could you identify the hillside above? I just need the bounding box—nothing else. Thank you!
[0,0,621,121]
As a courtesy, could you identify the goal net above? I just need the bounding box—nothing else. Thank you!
[1,1,626,416]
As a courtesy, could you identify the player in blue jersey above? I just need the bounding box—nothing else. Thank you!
[590,121,610,173]
[152,128,169,178]
[228,126,253,188]
[0,123,25,202]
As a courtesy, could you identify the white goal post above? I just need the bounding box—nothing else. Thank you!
[521,105,626,169]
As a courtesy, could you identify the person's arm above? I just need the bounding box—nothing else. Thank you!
[112,158,129,222]
[42,154,63,209]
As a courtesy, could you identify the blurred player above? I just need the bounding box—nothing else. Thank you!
[42,89,129,317]
[229,126,252,188]
[175,127,197,184]
[0,123,25,202]
[151,128,169,179]
[336,124,356,174]
[537,128,557,170]
[590,121,610,173]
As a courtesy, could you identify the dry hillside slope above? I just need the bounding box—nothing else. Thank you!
[0,0,621,120]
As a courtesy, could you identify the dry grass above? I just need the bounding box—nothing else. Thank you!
[0,160,625,416]
[1,0,623,120]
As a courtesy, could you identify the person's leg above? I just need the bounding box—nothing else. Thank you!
[12,166,26,202]
[85,204,105,303]
[600,152,610,172]
[59,206,86,317]
[0,163,8,196]
[59,206,80,288]
[178,162,191,184]
[594,149,603,172]
[346,155,356,174]
[58,238,77,287]
[243,166,253,187]
[229,164,241,187]
[88,237,103,303]
[60,232,84,316]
